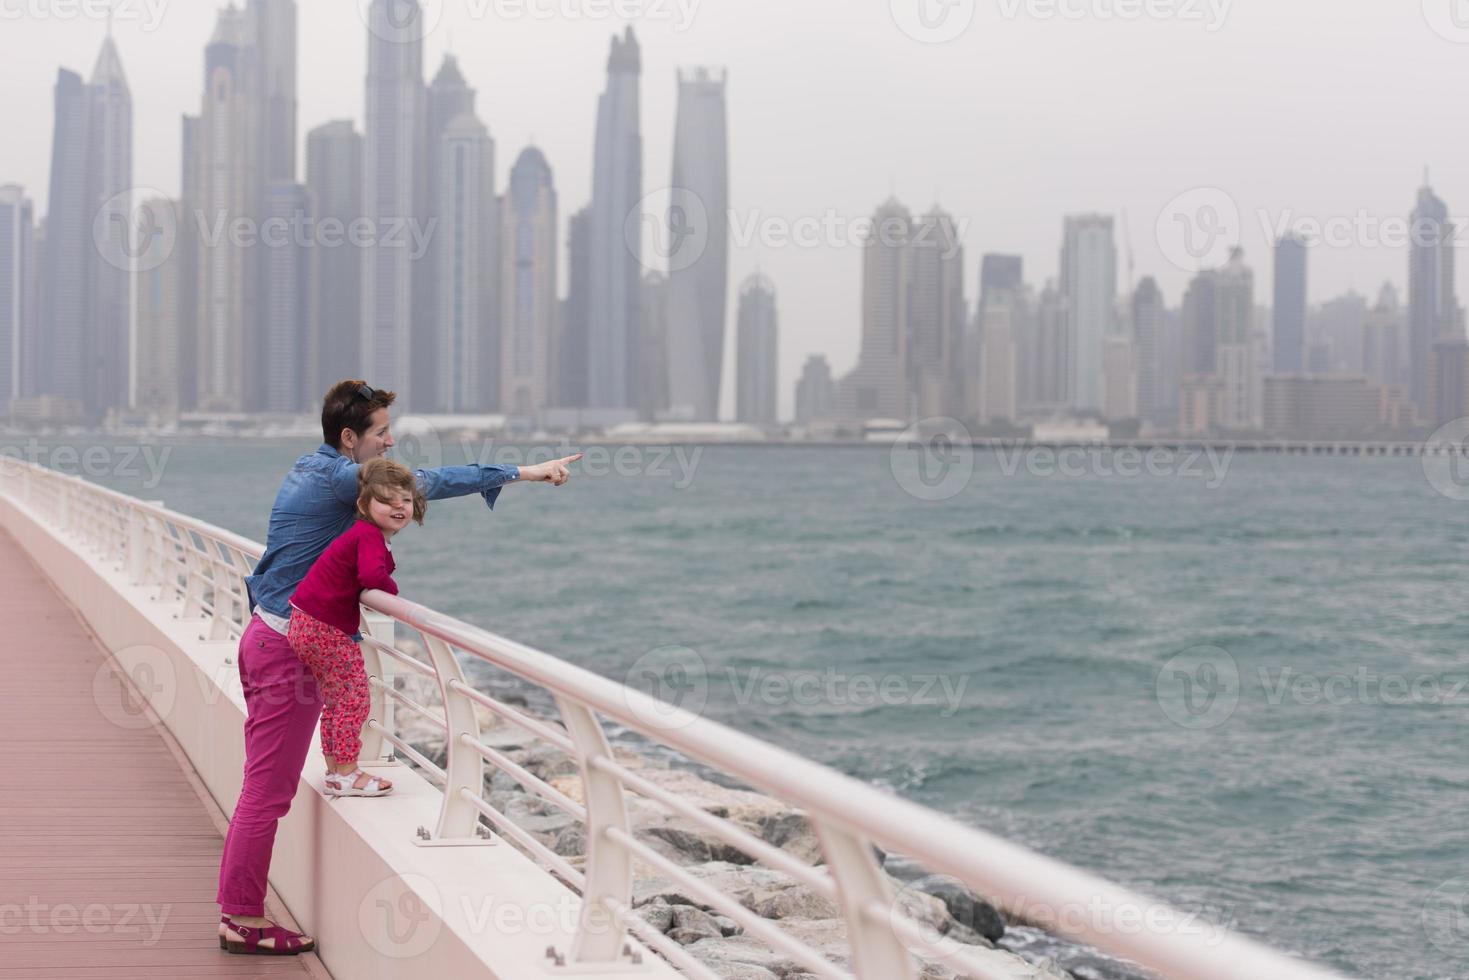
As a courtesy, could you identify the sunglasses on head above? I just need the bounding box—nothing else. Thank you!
[355,384,378,401]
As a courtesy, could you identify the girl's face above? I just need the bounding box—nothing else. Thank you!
[364,490,414,536]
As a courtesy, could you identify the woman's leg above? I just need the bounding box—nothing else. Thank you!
[216,615,324,918]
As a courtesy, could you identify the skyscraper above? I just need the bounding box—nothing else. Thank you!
[178,115,200,411]
[419,54,477,409]
[37,32,133,423]
[735,273,778,426]
[907,207,965,419]
[665,66,729,422]
[1030,281,1069,410]
[558,207,593,408]
[306,120,363,399]
[976,290,1018,425]
[362,0,426,403]
[195,6,255,412]
[1409,180,1459,417]
[436,112,498,412]
[587,28,643,411]
[979,254,1023,310]
[1362,283,1406,392]
[88,31,134,417]
[250,0,297,184]
[261,182,311,412]
[500,147,558,419]
[0,186,35,410]
[1216,248,1257,431]
[1061,214,1116,413]
[40,69,90,412]
[836,198,912,423]
[247,0,298,411]
[133,198,184,419]
[795,355,834,426]
[639,271,670,421]
[1272,232,1308,375]
[1132,277,1167,425]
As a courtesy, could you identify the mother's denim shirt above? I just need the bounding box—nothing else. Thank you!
[244,444,519,621]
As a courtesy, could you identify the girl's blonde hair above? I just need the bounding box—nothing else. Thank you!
[357,458,427,525]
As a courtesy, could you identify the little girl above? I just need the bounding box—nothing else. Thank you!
[288,458,425,797]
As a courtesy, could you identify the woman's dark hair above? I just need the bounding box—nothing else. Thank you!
[321,379,397,449]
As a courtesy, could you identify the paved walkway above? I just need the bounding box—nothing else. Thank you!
[0,528,328,979]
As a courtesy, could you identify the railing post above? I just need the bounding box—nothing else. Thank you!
[554,695,632,964]
[420,634,484,840]
[812,820,917,980]
[359,610,396,763]
[127,507,148,585]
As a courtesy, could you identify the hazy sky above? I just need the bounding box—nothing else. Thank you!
[3,0,1468,419]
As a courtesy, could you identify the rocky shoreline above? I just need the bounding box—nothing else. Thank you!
[397,687,1098,980]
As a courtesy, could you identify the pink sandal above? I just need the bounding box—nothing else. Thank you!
[219,914,316,955]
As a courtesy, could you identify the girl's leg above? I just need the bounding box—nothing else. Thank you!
[329,641,390,790]
[288,611,342,764]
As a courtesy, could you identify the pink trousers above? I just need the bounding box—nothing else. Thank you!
[215,614,323,917]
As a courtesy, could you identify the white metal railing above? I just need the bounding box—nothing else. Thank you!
[0,457,1351,980]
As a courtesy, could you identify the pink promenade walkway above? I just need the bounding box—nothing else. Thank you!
[0,527,329,979]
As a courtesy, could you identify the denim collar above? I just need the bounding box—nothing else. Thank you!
[317,443,342,459]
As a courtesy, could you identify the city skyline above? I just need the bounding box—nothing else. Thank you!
[7,3,1469,420]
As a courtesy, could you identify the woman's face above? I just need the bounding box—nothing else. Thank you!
[364,490,414,535]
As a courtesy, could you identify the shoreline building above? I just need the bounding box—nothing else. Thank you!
[133,198,184,420]
[305,120,363,398]
[1408,180,1460,418]
[664,67,729,422]
[436,112,498,412]
[795,354,834,426]
[835,198,913,425]
[194,6,255,412]
[907,207,965,420]
[420,54,477,411]
[1272,232,1308,375]
[1061,214,1116,414]
[361,0,427,405]
[37,33,133,423]
[587,28,643,412]
[735,273,778,426]
[0,186,35,412]
[500,147,558,420]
